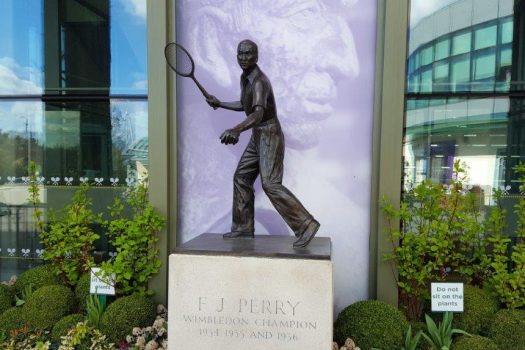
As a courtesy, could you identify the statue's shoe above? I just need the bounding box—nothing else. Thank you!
[293,220,320,248]
[222,231,254,239]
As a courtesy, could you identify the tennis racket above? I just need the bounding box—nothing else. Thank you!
[164,42,212,100]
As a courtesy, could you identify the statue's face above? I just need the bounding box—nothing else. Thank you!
[237,43,258,71]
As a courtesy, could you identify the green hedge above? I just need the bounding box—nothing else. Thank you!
[51,313,85,342]
[453,285,499,335]
[13,264,61,297]
[24,285,75,330]
[488,309,525,350]
[0,307,26,334]
[334,300,408,350]
[100,294,156,342]
[0,284,13,315]
[451,335,498,350]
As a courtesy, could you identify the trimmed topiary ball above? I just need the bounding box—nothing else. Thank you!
[0,307,26,334]
[100,294,156,342]
[0,284,13,315]
[334,300,408,350]
[51,313,85,342]
[13,264,61,297]
[453,285,499,335]
[488,309,525,350]
[451,335,499,350]
[24,285,75,330]
[75,274,90,313]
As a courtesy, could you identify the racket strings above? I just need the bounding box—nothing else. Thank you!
[166,44,194,76]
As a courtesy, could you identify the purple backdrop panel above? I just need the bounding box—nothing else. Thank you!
[175,0,377,313]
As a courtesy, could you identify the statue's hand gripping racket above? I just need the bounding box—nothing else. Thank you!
[164,42,217,108]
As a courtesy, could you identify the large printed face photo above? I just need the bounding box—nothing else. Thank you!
[176,0,376,311]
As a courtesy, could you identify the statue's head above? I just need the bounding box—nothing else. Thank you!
[181,0,360,149]
[237,40,258,71]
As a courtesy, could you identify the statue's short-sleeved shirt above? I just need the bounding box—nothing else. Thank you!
[240,65,277,123]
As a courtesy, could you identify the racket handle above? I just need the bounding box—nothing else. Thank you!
[192,76,211,100]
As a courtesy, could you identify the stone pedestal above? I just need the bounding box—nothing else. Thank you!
[168,234,333,350]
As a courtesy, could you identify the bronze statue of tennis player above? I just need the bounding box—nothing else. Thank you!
[204,40,320,248]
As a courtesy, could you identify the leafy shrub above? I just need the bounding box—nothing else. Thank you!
[29,163,101,287]
[453,285,499,335]
[0,307,26,334]
[13,264,60,297]
[100,181,165,296]
[485,163,525,308]
[451,335,498,350]
[0,284,13,314]
[100,294,156,342]
[59,322,113,350]
[487,309,525,350]
[51,313,84,342]
[381,161,485,320]
[334,300,408,350]
[75,274,90,312]
[24,285,75,330]
[422,312,470,350]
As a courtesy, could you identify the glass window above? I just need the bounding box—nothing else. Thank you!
[435,38,450,61]
[0,0,148,279]
[474,51,496,80]
[420,68,432,93]
[501,19,513,44]
[451,55,471,91]
[474,24,497,50]
[452,31,471,55]
[0,0,147,96]
[434,61,449,80]
[421,46,434,66]
[0,1,44,95]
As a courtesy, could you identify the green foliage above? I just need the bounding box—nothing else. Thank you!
[1,330,51,350]
[334,300,408,350]
[372,325,423,350]
[51,314,85,342]
[99,294,156,342]
[487,309,525,350]
[0,307,26,335]
[0,284,13,314]
[15,283,34,306]
[24,285,75,331]
[453,285,499,335]
[29,163,101,287]
[100,181,165,296]
[422,312,470,350]
[402,326,423,350]
[450,335,499,350]
[74,274,90,313]
[485,162,525,308]
[58,321,113,350]
[13,264,60,298]
[382,161,485,320]
[86,294,105,329]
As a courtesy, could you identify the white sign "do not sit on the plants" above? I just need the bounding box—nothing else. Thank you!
[431,283,464,312]
[90,267,116,295]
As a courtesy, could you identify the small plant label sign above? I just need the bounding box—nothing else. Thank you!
[431,282,464,312]
[90,267,116,295]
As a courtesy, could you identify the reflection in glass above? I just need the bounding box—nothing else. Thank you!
[474,24,497,50]
[0,0,147,96]
[435,38,450,61]
[406,0,525,240]
[452,32,471,56]
[451,55,471,91]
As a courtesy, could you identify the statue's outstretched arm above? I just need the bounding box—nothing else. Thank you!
[206,95,243,111]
